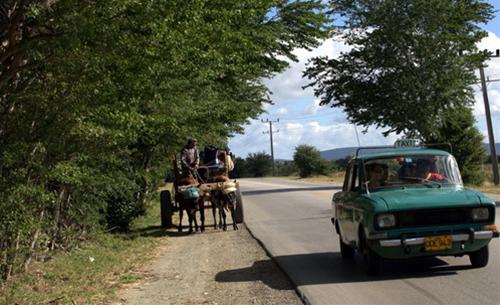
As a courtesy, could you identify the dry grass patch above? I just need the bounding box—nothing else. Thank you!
[0,193,169,305]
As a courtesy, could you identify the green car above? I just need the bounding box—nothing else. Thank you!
[332,146,499,275]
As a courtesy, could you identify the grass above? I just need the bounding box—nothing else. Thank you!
[470,182,500,195]
[276,172,345,184]
[0,185,172,305]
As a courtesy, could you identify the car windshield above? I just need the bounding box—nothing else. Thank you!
[363,154,462,190]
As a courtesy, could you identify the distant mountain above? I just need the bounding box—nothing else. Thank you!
[482,143,500,155]
[321,143,500,161]
[320,147,357,160]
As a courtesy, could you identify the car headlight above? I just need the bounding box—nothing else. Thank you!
[376,214,396,228]
[471,208,490,221]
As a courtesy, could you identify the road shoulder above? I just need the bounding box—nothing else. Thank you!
[109,224,302,305]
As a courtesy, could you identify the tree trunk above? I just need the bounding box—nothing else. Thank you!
[6,231,21,281]
[24,209,44,271]
[50,186,68,251]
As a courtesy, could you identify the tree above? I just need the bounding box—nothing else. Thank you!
[427,106,486,185]
[245,152,273,177]
[335,156,352,171]
[276,160,298,176]
[231,157,248,178]
[305,0,493,137]
[293,144,327,177]
[0,0,331,281]
[304,0,493,182]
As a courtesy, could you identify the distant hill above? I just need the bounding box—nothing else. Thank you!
[320,147,357,160]
[482,143,500,155]
[320,143,500,161]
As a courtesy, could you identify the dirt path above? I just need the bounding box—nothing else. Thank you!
[109,224,302,305]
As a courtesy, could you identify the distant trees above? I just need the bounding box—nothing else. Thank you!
[293,145,328,177]
[245,152,273,177]
[234,145,350,178]
[276,160,298,176]
[231,157,248,179]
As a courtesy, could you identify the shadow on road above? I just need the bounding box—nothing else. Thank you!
[272,252,472,284]
[215,260,296,291]
[217,252,473,289]
[126,222,241,239]
[242,186,341,196]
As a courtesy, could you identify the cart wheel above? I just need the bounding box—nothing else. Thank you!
[234,189,244,224]
[160,190,173,228]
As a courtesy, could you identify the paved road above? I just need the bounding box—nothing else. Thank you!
[240,178,500,305]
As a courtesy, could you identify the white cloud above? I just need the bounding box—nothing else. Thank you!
[474,31,500,124]
[276,107,288,114]
[230,119,398,160]
[263,36,350,105]
[305,98,321,115]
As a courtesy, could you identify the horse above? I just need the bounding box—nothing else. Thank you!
[176,177,201,233]
[197,183,219,230]
[212,175,238,231]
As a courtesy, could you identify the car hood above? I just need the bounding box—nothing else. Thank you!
[368,186,483,211]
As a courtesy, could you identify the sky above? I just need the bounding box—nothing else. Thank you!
[229,1,500,160]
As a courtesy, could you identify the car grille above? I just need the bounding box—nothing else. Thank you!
[395,207,475,228]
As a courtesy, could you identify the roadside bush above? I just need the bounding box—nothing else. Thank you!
[293,145,327,178]
[245,152,273,177]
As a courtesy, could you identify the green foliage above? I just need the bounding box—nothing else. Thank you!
[305,0,493,138]
[0,0,331,282]
[231,157,248,178]
[293,144,327,177]
[335,156,352,171]
[276,160,298,176]
[427,106,486,185]
[245,152,273,177]
[0,202,162,305]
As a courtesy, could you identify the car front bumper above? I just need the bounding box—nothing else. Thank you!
[370,230,499,259]
[379,230,499,247]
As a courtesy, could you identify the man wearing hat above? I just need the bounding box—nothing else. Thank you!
[181,138,199,178]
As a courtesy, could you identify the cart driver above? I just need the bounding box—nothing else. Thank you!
[181,138,199,178]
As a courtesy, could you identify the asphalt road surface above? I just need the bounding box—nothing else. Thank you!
[240,178,500,305]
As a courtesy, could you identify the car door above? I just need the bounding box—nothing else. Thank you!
[333,161,360,244]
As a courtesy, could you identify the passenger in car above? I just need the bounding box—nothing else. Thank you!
[416,159,444,181]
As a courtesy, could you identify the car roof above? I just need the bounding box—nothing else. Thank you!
[356,149,451,161]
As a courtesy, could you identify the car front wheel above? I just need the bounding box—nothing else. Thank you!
[340,237,355,259]
[360,229,382,275]
[469,245,489,268]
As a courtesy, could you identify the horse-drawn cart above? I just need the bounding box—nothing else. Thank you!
[160,151,244,230]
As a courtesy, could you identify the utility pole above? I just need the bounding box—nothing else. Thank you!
[479,49,500,185]
[262,118,279,176]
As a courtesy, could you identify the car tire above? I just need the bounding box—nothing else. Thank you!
[360,229,382,275]
[234,189,244,224]
[160,190,173,228]
[469,245,489,268]
[339,234,355,259]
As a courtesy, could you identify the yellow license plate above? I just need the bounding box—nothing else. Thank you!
[424,235,452,251]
